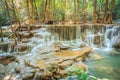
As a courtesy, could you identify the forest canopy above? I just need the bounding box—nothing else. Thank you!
[0,0,120,26]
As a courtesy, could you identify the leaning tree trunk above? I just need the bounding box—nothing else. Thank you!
[0,22,3,42]
[4,0,17,45]
[102,0,109,23]
[11,0,22,41]
[107,0,115,24]
[93,0,97,23]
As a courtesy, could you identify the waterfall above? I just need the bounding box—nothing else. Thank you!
[85,29,96,48]
[104,26,120,48]
[29,26,57,54]
[104,28,112,48]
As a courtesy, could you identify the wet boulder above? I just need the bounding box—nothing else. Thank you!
[14,43,30,52]
[0,42,15,52]
[22,72,34,80]
[94,35,101,44]
[45,20,53,24]
[19,32,34,38]
[0,42,8,52]
[79,43,86,48]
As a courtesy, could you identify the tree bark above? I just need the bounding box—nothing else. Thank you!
[93,0,97,23]
[43,0,47,22]
[77,0,81,23]
[74,0,77,23]
[0,22,3,42]
[107,0,115,24]
[33,0,39,21]
[4,0,17,45]
[102,0,109,23]
[65,0,69,21]
[83,0,87,23]
[26,0,31,23]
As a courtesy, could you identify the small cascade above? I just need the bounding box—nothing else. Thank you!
[85,29,96,48]
[29,26,56,54]
[104,26,120,48]
[104,27,113,48]
[84,25,104,48]
[7,41,12,53]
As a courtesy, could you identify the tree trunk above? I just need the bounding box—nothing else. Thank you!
[26,0,31,23]
[53,0,56,23]
[102,0,109,23]
[83,0,87,23]
[4,0,17,45]
[74,0,77,23]
[77,0,81,23]
[30,0,34,23]
[65,0,69,21]
[46,0,51,21]
[43,0,47,22]
[0,22,3,42]
[33,0,39,21]
[11,0,22,42]
[93,0,97,23]
[97,6,101,23]
[107,0,115,24]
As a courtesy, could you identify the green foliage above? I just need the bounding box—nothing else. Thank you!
[113,0,120,19]
[68,68,87,80]
[74,68,87,80]
[0,0,120,25]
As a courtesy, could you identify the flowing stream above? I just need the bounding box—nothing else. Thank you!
[0,24,120,79]
[85,48,120,80]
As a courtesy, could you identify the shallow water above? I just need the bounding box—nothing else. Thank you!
[85,48,120,80]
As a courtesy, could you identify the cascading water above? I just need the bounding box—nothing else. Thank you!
[29,26,56,54]
[105,28,112,48]
[85,29,95,48]
[104,26,120,49]
[46,25,106,48]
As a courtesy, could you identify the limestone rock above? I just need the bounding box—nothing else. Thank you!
[58,60,73,69]
[80,43,86,48]
[22,72,33,80]
[73,61,87,71]
[15,65,21,73]
[15,43,30,52]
